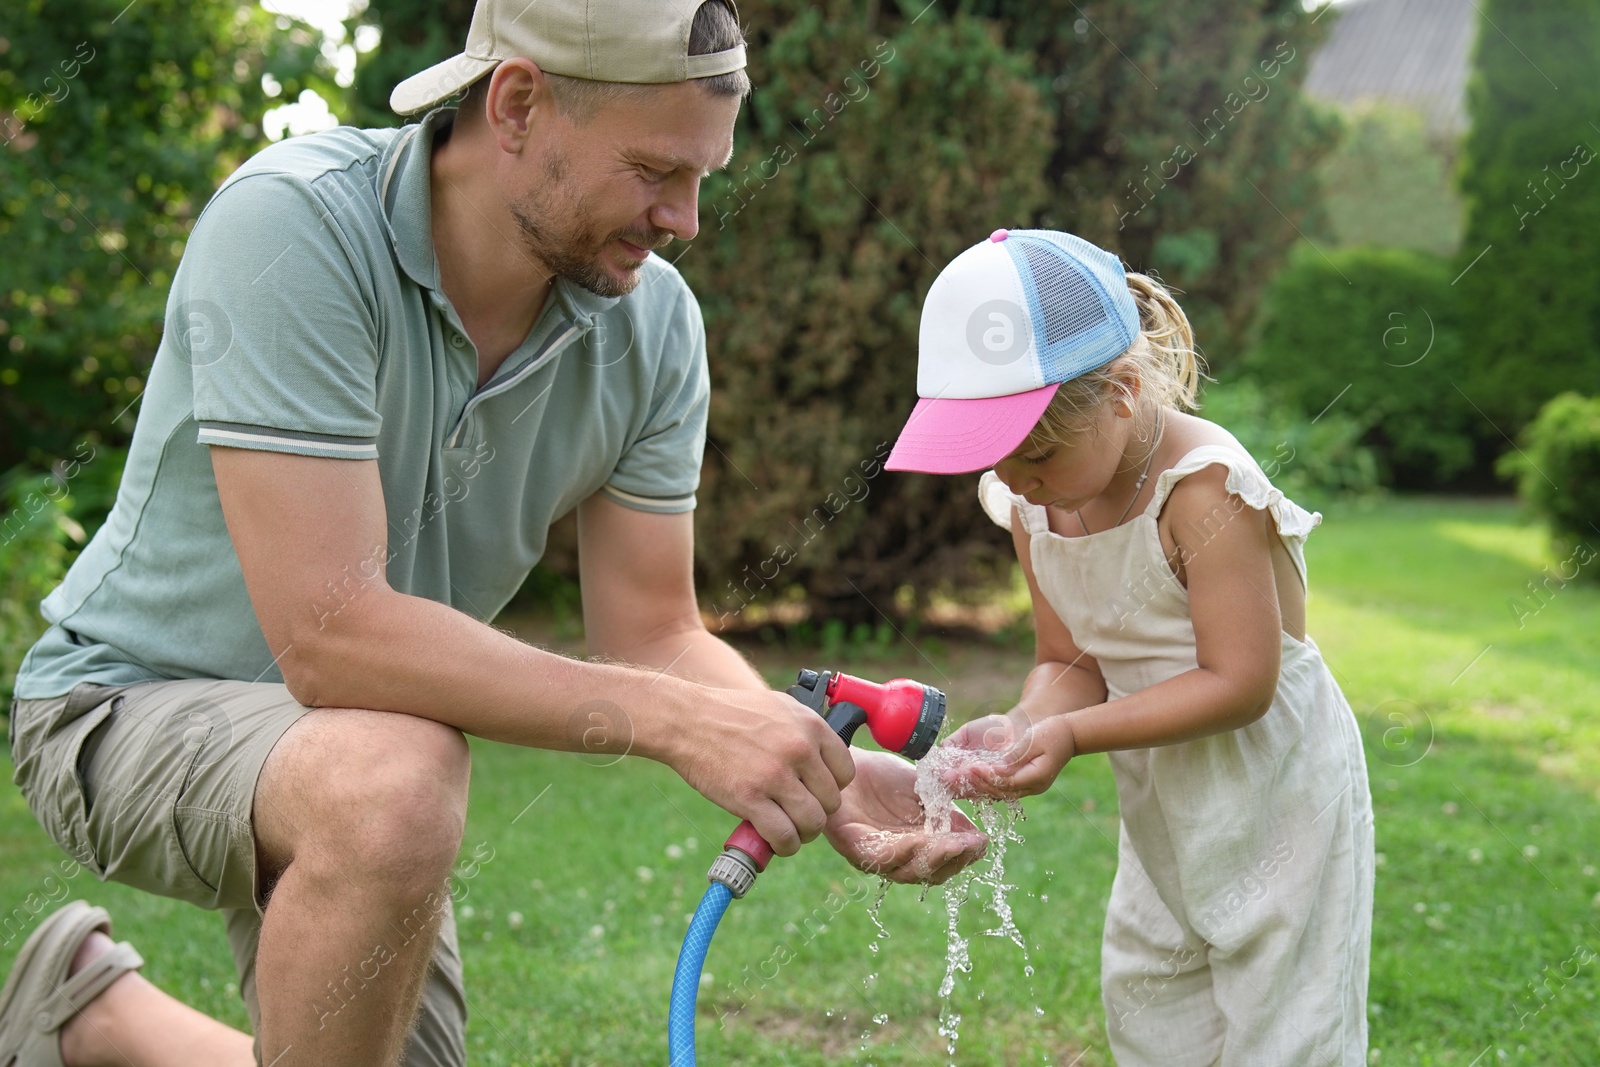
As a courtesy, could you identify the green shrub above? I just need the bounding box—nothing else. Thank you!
[1242,243,1480,488]
[0,471,86,705]
[1198,378,1380,508]
[1499,393,1600,573]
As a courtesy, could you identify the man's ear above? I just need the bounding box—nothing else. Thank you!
[485,57,556,154]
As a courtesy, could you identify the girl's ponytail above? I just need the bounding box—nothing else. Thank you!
[1029,271,1208,448]
[1124,272,1203,413]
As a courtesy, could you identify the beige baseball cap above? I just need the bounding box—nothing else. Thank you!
[389,0,747,115]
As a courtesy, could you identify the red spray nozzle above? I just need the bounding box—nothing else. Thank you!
[822,671,946,760]
[806,668,940,758]
[718,669,948,880]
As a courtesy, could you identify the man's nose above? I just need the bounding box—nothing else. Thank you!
[652,174,701,243]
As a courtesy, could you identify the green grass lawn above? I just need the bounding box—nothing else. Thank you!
[2,497,1597,1065]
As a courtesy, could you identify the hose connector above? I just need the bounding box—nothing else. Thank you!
[707,848,761,899]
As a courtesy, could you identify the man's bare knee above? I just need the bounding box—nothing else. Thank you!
[256,709,470,894]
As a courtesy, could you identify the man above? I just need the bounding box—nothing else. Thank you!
[0,2,985,1064]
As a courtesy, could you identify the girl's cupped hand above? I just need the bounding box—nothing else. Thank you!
[943,709,1077,799]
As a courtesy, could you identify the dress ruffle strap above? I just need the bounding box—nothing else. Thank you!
[1145,445,1321,543]
[976,444,1321,545]
[978,470,1046,534]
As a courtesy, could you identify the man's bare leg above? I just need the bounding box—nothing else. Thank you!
[250,708,470,1067]
[57,707,469,1067]
[57,932,254,1067]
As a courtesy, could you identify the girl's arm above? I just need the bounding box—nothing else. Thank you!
[945,504,1107,792]
[955,467,1284,797]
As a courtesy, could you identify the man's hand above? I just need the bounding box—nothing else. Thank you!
[662,687,856,857]
[823,750,987,884]
[576,494,855,855]
[944,709,1076,799]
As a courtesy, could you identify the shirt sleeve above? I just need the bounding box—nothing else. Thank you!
[600,283,710,514]
[181,172,383,460]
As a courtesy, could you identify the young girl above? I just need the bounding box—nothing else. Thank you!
[885,229,1374,1066]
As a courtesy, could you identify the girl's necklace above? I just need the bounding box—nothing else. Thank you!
[1076,409,1165,536]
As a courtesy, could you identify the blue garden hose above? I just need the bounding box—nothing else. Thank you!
[667,880,734,1066]
[664,669,945,1064]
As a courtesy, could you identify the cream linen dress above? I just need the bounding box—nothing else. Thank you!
[979,443,1374,1067]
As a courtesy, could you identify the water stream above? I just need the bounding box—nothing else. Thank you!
[918,745,1035,1062]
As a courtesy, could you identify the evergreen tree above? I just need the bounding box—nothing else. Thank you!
[1455,0,1600,431]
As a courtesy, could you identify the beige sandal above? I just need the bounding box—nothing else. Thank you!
[0,901,144,1067]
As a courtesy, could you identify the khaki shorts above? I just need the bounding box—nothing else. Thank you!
[9,680,466,1067]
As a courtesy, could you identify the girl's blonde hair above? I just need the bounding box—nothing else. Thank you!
[1028,271,1207,447]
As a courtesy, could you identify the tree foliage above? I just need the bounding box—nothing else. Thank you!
[1455,0,1600,430]
[0,0,333,478]
[1316,102,1465,258]
[966,0,1339,360]
[686,9,1053,624]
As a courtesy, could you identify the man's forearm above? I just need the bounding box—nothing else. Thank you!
[282,585,698,762]
[614,623,768,691]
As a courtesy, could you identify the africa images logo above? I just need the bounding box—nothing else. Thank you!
[967,299,1031,367]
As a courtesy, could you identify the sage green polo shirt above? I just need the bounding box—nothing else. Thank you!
[15,108,710,699]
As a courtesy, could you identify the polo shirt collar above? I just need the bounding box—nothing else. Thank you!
[379,108,623,325]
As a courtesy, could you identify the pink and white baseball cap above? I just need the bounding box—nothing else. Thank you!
[885,228,1142,475]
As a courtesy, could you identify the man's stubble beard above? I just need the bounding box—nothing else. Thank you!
[509,150,671,299]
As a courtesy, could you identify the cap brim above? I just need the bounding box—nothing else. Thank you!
[885,384,1059,475]
[391,53,499,116]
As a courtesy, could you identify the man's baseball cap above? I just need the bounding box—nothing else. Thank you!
[885,228,1142,475]
[390,0,747,115]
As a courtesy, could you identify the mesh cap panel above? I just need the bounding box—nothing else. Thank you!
[1019,239,1109,347]
[1005,230,1140,383]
